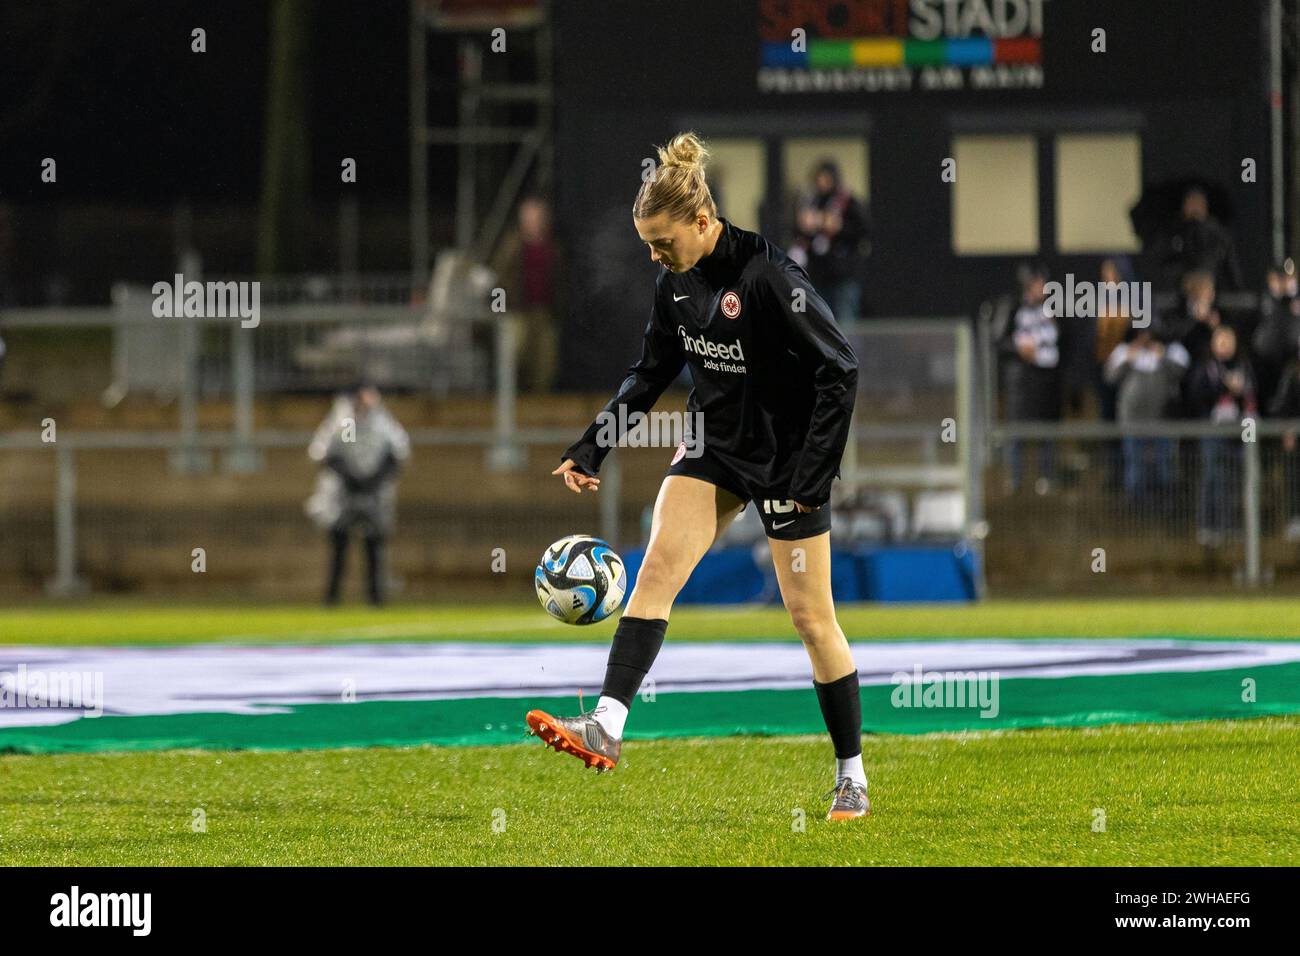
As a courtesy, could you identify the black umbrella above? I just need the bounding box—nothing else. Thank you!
[1129,178,1235,247]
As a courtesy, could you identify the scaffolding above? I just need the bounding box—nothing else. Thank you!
[409,0,554,285]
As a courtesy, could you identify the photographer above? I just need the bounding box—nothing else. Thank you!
[306,382,410,606]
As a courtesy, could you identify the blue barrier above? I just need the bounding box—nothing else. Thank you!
[621,543,976,604]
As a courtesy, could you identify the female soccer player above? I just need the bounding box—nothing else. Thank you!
[525,133,866,820]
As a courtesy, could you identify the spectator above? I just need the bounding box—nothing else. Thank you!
[1268,350,1300,540]
[1092,256,1136,421]
[1160,186,1242,291]
[789,159,870,321]
[490,196,562,393]
[1250,259,1300,412]
[306,382,410,606]
[1161,270,1222,376]
[996,262,1061,493]
[1103,320,1188,500]
[1091,256,1137,488]
[1186,326,1256,545]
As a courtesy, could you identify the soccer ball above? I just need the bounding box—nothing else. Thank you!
[535,535,627,625]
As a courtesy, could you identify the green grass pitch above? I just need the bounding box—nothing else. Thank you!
[1,719,1295,866]
[0,599,1298,866]
[4,595,1300,644]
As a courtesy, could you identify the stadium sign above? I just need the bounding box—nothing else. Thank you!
[758,0,1046,93]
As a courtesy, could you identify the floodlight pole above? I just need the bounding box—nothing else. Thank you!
[1270,0,1285,262]
[410,0,429,287]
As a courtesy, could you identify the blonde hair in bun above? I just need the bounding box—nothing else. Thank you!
[633,131,718,223]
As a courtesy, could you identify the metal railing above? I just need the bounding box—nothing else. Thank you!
[15,302,1293,597]
[0,315,983,597]
[0,427,619,598]
[985,418,1300,594]
[0,419,972,599]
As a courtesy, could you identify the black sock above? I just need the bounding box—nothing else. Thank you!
[363,535,385,606]
[600,616,668,708]
[813,670,863,759]
[325,529,348,603]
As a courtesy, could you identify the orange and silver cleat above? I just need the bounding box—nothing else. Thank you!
[525,706,621,772]
[824,777,871,821]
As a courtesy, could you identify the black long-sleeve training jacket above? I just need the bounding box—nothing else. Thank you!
[562,218,858,507]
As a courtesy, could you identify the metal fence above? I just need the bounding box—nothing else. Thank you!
[0,317,983,598]
[9,299,1299,598]
[0,421,974,601]
[0,427,620,600]
[985,419,1300,594]
[19,305,1300,598]
[971,286,1300,594]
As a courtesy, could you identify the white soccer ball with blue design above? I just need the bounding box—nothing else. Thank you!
[535,535,627,625]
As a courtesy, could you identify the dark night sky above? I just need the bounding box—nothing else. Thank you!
[0,0,421,202]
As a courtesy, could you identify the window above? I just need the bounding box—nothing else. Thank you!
[951,135,1038,255]
[706,138,766,231]
[782,136,870,204]
[1055,133,1141,252]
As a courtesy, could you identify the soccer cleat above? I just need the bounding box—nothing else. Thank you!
[525,707,621,772]
[823,776,870,821]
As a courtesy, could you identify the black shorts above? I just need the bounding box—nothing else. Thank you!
[665,443,831,541]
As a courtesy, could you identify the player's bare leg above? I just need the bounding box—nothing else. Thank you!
[769,531,853,681]
[527,476,744,769]
[624,475,745,619]
[770,531,869,819]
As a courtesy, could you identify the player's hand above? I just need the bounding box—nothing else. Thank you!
[553,459,600,494]
[794,501,821,513]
